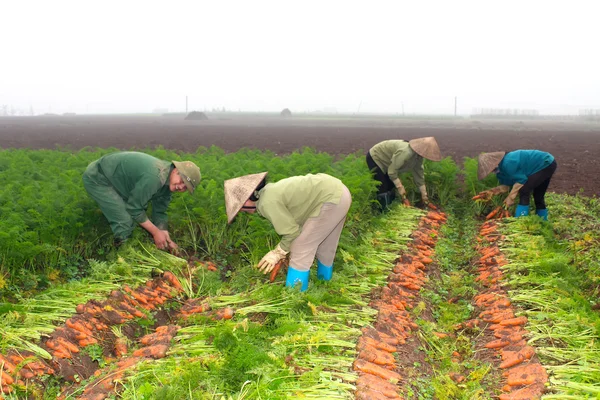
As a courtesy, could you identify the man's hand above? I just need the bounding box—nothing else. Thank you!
[257,244,288,274]
[152,230,171,250]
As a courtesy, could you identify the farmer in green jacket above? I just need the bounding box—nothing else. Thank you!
[476,150,556,220]
[83,151,201,249]
[366,137,442,209]
[224,172,352,292]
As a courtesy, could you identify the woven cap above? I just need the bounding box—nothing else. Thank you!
[172,161,201,193]
[477,152,506,180]
[408,137,442,161]
[224,172,268,223]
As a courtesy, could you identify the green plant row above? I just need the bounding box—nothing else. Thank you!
[497,196,600,398]
[0,147,460,298]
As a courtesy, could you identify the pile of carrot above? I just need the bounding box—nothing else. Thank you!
[353,209,447,399]
[64,325,183,400]
[485,206,511,220]
[472,221,548,399]
[0,270,186,398]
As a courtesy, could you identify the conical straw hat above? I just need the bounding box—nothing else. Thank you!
[477,152,506,180]
[224,172,268,223]
[408,137,442,161]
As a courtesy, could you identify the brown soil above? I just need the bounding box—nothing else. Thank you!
[1,115,599,196]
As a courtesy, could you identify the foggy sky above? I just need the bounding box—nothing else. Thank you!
[1,0,599,115]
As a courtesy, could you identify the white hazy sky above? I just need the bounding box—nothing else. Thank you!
[1,0,599,115]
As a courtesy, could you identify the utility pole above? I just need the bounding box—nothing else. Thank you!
[402,102,405,116]
[185,96,188,113]
[454,96,457,117]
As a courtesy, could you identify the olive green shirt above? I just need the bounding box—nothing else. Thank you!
[97,152,173,228]
[369,140,425,186]
[256,174,344,251]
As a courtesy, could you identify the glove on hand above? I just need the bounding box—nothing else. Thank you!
[392,178,406,198]
[419,185,428,204]
[257,244,288,274]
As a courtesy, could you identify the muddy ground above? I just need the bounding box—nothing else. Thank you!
[1,114,599,196]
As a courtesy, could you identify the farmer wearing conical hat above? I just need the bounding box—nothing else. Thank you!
[83,151,201,249]
[224,172,352,292]
[366,137,442,209]
[475,150,556,220]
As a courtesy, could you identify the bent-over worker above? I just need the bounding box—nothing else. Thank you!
[476,150,557,220]
[83,151,200,249]
[366,137,442,209]
[224,172,352,292]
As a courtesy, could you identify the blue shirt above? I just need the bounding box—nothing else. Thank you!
[496,150,555,186]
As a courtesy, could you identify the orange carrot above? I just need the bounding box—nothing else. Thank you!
[114,338,128,357]
[499,316,528,327]
[162,271,183,291]
[56,337,79,353]
[486,206,502,220]
[353,359,401,382]
[132,344,168,359]
[485,339,510,349]
[213,307,234,320]
[0,355,17,375]
[269,259,285,283]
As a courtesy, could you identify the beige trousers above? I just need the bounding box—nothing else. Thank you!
[290,185,352,271]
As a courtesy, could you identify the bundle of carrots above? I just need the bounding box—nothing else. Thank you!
[354,209,447,399]
[472,221,548,399]
[486,206,511,220]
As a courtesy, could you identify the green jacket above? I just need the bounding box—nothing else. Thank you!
[369,140,425,186]
[97,152,173,228]
[256,174,344,251]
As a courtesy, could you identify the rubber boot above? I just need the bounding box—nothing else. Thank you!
[285,266,309,292]
[536,209,548,221]
[515,204,529,217]
[317,260,333,281]
[376,190,395,212]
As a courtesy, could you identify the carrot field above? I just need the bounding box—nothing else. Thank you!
[1,147,599,399]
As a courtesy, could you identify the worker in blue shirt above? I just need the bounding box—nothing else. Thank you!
[475,150,557,220]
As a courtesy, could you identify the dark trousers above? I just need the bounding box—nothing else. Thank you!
[366,151,395,194]
[518,161,557,209]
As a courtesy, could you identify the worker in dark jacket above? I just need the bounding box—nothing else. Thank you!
[476,150,556,220]
[224,172,351,292]
[83,151,201,248]
[366,137,442,209]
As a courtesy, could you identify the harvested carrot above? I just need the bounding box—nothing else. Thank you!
[357,337,396,353]
[1,374,14,386]
[79,337,98,347]
[486,206,503,220]
[162,271,183,291]
[56,337,79,353]
[114,338,128,357]
[213,307,234,320]
[499,316,528,327]
[269,259,286,283]
[433,332,449,339]
[132,344,168,359]
[485,339,510,349]
[66,319,93,336]
[353,359,401,383]
[357,348,395,366]
[356,374,401,398]
[0,355,17,375]
[498,384,544,400]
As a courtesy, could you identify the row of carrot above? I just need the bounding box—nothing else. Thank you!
[473,220,548,400]
[0,271,185,397]
[353,209,447,399]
